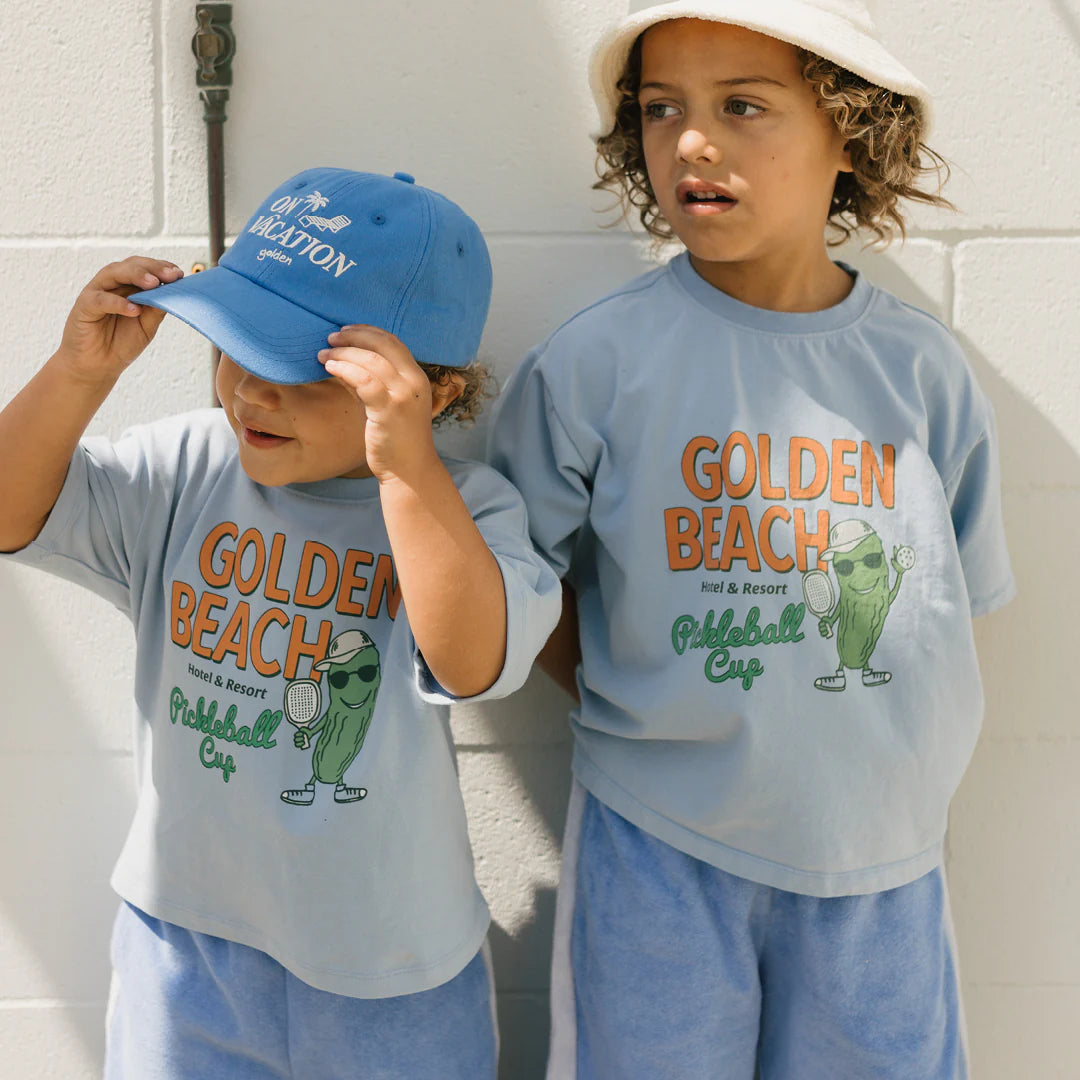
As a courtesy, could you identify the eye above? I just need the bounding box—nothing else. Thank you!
[727,99,765,118]
[641,100,678,121]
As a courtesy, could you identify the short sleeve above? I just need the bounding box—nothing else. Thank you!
[412,460,561,704]
[0,410,226,615]
[944,403,1015,616]
[486,350,593,581]
[1,430,157,611]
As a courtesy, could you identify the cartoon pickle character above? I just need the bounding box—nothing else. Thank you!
[281,629,381,805]
[809,519,916,692]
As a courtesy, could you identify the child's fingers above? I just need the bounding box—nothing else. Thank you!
[81,289,145,319]
[91,257,184,293]
[329,326,415,374]
[319,346,395,386]
[321,353,394,409]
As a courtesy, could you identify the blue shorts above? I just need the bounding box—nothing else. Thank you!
[547,785,967,1080]
[105,902,497,1080]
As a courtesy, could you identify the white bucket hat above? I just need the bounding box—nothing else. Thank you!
[589,0,933,137]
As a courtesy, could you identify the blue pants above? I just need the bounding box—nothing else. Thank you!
[105,903,497,1080]
[548,785,967,1080]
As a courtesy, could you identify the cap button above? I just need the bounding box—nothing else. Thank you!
[392,171,416,184]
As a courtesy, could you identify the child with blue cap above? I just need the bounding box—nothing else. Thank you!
[489,2,1013,1077]
[0,167,560,1078]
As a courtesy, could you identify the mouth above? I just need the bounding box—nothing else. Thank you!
[234,411,292,449]
[242,426,291,449]
[677,180,738,214]
[852,585,877,595]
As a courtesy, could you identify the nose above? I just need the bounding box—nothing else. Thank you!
[677,124,721,165]
[233,369,281,408]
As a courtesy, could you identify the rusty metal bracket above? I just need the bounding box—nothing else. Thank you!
[193,4,235,92]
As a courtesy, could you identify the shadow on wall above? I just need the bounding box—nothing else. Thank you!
[1049,0,1080,51]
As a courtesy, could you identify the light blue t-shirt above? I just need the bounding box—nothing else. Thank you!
[489,253,1014,897]
[6,409,561,996]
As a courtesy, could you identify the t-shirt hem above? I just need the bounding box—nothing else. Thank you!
[413,555,538,705]
[111,877,491,999]
[572,747,944,898]
[970,575,1016,617]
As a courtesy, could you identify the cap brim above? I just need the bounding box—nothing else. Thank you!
[313,647,365,670]
[129,265,338,385]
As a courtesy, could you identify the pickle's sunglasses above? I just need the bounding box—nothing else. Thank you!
[834,552,883,576]
[328,665,378,689]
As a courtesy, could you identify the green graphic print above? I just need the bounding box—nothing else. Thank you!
[281,630,382,805]
[812,520,915,692]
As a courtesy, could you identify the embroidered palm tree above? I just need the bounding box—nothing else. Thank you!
[302,192,329,213]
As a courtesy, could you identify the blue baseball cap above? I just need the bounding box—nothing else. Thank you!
[129,168,492,383]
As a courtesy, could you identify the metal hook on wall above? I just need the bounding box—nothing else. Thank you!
[192,3,235,371]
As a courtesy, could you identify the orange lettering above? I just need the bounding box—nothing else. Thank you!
[758,506,794,572]
[830,440,859,506]
[295,542,339,608]
[211,601,250,667]
[664,507,702,570]
[234,529,267,595]
[703,507,723,570]
[793,509,831,572]
[758,434,785,500]
[721,432,756,499]
[263,533,290,603]
[719,505,760,571]
[862,442,895,508]
[171,580,196,647]
[790,438,828,500]
[337,549,374,616]
[251,608,288,677]
[191,592,228,659]
[681,436,722,501]
[285,616,333,680]
[199,522,238,588]
[369,554,401,619]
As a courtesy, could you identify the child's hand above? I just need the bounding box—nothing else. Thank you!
[318,326,441,484]
[57,257,183,383]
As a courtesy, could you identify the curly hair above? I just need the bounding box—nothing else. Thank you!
[420,361,496,427]
[594,33,952,247]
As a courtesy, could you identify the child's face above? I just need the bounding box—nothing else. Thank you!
[216,355,375,485]
[637,19,852,276]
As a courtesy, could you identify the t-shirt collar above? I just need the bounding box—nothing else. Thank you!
[669,251,873,334]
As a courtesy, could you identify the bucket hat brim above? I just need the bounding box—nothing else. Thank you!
[589,0,933,138]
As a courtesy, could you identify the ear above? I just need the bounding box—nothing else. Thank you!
[837,138,854,174]
[429,372,466,420]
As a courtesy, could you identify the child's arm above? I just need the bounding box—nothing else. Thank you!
[536,582,582,701]
[319,326,507,699]
[0,257,181,553]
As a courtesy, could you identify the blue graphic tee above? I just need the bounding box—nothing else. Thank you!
[6,409,561,996]
[489,254,1014,897]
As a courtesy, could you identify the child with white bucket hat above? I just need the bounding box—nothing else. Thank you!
[490,2,1013,1076]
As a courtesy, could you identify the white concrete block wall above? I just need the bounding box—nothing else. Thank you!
[0,1,1074,1076]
